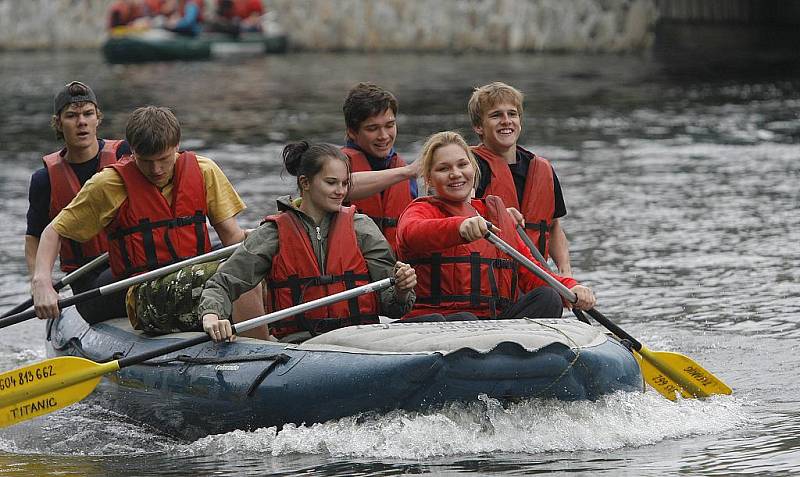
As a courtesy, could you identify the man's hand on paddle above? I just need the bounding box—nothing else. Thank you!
[31,279,60,320]
[202,313,236,343]
[568,285,596,310]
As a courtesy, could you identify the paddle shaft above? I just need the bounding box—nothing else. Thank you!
[0,253,109,319]
[515,225,591,325]
[488,231,732,399]
[487,231,643,350]
[0,244,239,329]
[118,277,394,368]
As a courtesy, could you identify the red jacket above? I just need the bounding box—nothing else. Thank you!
[397,195,577,319]
[472,144,555,259]
[342,147,413,254]
[106,151,211,277]
[263,206,379,339]
[44,139,123,272]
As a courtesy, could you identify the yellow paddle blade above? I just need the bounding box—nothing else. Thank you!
[635,351,692,400]
[0,356,120,428]
[635,346,732,400]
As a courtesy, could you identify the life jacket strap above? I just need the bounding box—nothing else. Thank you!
[408,253,516,313]
[108,210,208,277]
[524,219,549,256]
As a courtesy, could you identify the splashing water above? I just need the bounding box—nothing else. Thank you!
[185,392,751,460]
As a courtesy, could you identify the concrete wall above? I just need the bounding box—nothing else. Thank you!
[0,0,658,51]
[267,0,657,52]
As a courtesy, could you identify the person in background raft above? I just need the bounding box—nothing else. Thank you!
[396,131,595,322]
[199,142,417,343]
[108,0,144,29]
[163,0,204,37]
[31,106,266,339]
[469,82,573,277]
[340,82,419,254]
[208,0,264,36]
[25,81,129,320]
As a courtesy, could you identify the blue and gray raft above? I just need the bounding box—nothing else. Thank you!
[47,308,643,440]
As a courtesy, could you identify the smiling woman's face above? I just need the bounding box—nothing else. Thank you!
[302,156,350,214]
[429,143,476,202]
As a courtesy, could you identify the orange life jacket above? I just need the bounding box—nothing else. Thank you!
[43,139,123,272]
[341,147,413,254]
[106,151,211,278]
[472,145,555,259]
[401,195,519,319]
[263,206,379,339]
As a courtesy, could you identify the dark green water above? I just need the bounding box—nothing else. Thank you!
[0,49,798,476]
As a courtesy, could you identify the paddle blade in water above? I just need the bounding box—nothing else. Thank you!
[636,346,732,400]
[635,351,692,400]
[0,356,119,428]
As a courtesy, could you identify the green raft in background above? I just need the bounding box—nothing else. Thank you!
[102,29,288,64]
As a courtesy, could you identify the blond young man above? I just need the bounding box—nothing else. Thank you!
[468,82,573,277]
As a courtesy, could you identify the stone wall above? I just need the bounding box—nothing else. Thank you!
[0,0,658,51]
[267,0,657,52]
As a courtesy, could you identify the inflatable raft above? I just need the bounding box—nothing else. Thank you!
[47,308,643,440]
[102,30,288,63]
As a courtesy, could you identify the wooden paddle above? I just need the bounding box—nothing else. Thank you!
[0,253,109,319]
[0,277,394,428]
[486,230,732,401]
[515,225,591,325]
[0,245,239,330]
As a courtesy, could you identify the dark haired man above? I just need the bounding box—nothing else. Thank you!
[31,106,265,334]
[341,82,419,253]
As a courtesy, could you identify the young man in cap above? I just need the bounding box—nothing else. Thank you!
[25,81,129,317]
[31,106,265,337]
[468,81,573,277]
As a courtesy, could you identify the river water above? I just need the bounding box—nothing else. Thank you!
[0,49,798,476]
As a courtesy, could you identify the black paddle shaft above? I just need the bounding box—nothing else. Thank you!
[0,289,102,329]
[585,308,642,351]
[117,334,210,368]
[0,278,70,319]
[513,225,591,325]
[1,253,110,319]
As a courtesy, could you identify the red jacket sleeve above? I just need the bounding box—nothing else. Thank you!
[397,201,467,258]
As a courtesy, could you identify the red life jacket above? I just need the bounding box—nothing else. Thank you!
[263,206,379,339]
[341,147,413,254]
[44,139,123,272]
[106,151,211,278]
[401,195,519,319]
[472,145,555,259]
[108,0,143,28]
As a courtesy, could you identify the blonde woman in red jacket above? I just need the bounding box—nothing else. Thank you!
[396,131,595,321]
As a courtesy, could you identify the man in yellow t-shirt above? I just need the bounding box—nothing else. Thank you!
[31,106,265,335]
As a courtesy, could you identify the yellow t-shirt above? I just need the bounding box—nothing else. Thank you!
[53,155,245,243]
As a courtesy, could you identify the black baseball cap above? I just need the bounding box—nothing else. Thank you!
[53,81,98,115]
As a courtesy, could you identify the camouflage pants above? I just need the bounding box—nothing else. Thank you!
[128,261,220,335]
